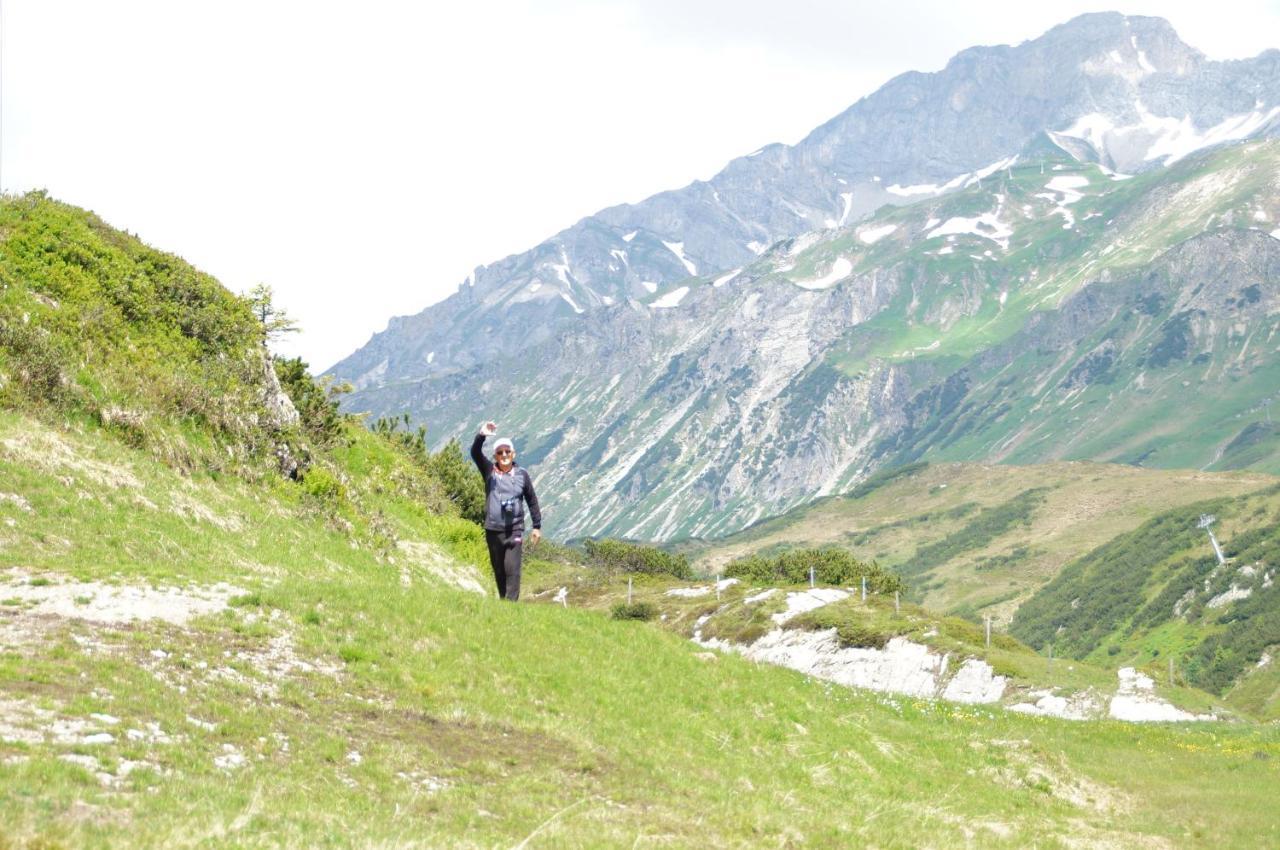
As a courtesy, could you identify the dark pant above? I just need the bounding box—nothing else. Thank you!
[484,529,523,601]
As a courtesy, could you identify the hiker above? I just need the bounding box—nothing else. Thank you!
[471,421,542,601]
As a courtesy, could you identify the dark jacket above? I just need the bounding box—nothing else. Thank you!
[471,434,542,534]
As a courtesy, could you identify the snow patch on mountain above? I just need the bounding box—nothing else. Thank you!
[651,286,690,308]
[747,241,768,255]
[791,257,852,290]
[713,268,742,288]
[663,241,698,276]
[559,291,584,314]
[928,204,1013,249]
[859,224,898,245]
[1052,102,1280,169]
[622,231,637,242]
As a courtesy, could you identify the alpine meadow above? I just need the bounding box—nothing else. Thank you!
[3,9,1280,850]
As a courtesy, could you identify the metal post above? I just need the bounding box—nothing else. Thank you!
[861,576,867,602]
[984,616,991,649]
[809,565,815,589]
[1168,657,1175,687]
[894,591,899,615]
[627,577,632,606]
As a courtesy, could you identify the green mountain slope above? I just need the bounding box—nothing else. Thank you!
[3,197,1279,848]
[686,461,1276,619]
[1010,485,1280,719]
[346,140,1280,543]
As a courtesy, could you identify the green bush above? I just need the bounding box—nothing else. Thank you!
[301,466,345,501]
[424,439,486,524]
[610,602,657,621]
[583,539,693,579]
[724,546,906,594]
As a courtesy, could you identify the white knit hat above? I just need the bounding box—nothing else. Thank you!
[493,438,514,453]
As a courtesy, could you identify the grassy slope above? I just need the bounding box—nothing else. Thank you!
[0,413,1277,848]
[686,461,1276,619]
[2,195,1278,847]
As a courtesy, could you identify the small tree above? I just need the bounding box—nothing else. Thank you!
[246,283,300,342]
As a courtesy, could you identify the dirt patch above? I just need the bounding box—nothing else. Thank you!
[0,428,143,490]
[333,703,603,784]
[396,540,486,595]
[0,569,243,627]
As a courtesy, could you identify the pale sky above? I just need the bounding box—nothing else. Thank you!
[4,1,1279,370]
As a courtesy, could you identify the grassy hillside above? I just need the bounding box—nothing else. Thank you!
[686,461,1276,620]
[1011,484,1280,720]
[2,194,1279,847]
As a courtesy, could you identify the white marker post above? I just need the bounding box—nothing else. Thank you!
[627,577,633,606]
[809,565,815,589]
[861,576,867,602]
[894,591,900,615]
[984,616,991,649]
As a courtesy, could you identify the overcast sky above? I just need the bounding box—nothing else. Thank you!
[4,1,1279,370]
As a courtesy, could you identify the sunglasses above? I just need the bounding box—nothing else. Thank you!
[495,449,513,456]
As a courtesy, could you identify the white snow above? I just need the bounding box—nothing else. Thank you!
[786,232,821,256]
[1270,229,1280,240]
[886,182,941,197]
[746,240,768,255]
[609,249,628,264]
[791,257,852,291]
[1253,210,1269,222]
[559,291,584,314]
[771,588,850,625]
[426,351,435,364]
[601,295,615,306]
[651,286,689,309]
[1054,102,1280,168]
[858,224,897,245]
[1045,175,1090,192]
[622,230,638,242]
[713,268,742,288]
[662,241,698,276]
[927,206,1013,250]
[640,280,659,294]
[1137,50,1156,74]
[936,245,954,255]
[527,282,542,292]
[838,192,854,225]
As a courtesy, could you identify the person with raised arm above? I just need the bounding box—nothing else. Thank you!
[471,421,542,601]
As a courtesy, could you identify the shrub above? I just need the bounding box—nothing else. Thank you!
[583,539,693,580]
[423,439,485,524]
[301,466,345,501]
[610,602,657,621]
[724,546,906,594]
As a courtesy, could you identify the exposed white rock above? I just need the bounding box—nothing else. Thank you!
[1007,689,1101,720]
[651,286,690,309]
[942,658,1007,704]
[1108,667,1212,722]
[771,588,850,625]
[1207,584,1252,609]
[743,588,777,605]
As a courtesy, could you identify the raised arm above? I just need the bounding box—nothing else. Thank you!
[471,432,492,478]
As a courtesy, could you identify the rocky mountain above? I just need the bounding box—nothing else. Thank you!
[329,13,1280,541]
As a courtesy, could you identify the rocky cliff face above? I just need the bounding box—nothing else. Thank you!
[330,14,1280,540]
